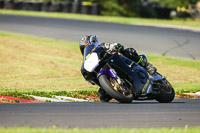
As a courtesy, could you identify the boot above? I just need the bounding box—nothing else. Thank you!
[146,62,157,75]
[97,88,112,102]
[139,56,157,75]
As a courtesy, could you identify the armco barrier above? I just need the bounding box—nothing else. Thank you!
[1,0,101,15]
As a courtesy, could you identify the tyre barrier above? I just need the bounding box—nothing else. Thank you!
[49,2,63,12]
[0,0,101,15]
[81,5,92,14]
[41,2,51,12]
[62,2,72,13]
[0,0,4,8]
[3,0,14,9]
[71,2,81,13]
[21,3,33,11]
[91,3,101,15]
[13,2,22,10]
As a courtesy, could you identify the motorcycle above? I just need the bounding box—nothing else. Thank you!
[81,42,175,103]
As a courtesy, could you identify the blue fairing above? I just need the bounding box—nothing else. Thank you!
[97,69,117,79]
[153,73,164,81]
[99,53,149,97]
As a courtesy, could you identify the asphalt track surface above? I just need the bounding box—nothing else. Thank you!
[0,14,200,60]
[0,15,200,128]
[0,99,200,128]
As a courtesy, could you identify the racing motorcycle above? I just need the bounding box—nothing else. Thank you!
[81,42,175,103]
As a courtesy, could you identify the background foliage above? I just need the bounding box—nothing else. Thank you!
[3,0,200,18]
[152,0,199,8]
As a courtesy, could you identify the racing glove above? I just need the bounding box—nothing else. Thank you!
[105,43,124,53]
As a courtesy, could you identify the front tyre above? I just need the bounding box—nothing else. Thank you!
[155,78,175,103]
[98,75,134,103]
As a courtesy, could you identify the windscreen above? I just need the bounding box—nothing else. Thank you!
[83,43,98,61]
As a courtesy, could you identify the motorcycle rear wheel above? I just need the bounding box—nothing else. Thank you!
[98,75,134,103]
[155,78,175,103]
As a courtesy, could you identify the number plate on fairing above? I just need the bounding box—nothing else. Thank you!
[84,53,99,72]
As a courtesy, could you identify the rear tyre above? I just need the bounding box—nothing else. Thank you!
[155,78,175,103]
[98,75,134,103]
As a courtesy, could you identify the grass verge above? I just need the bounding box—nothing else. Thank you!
[0,127,200,133]
[0,31,97,99]
[0,9,200,29]
[0,31,200,98]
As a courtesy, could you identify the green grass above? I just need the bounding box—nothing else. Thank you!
[0,31,200,98]
[0,9,200,29]
[0,127,200,133]
[0,89,97,99]
[0,31,98,98]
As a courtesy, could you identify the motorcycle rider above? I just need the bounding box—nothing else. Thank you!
[80,35,157,102]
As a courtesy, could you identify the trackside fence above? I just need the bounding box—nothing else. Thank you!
[0,0,101,15]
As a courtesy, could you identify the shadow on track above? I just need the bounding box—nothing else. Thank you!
[106,101,185,104]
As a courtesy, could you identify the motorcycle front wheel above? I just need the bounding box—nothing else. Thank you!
[98,75,134,103]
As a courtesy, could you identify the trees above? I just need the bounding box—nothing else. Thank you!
[100,0,156,17]
[99,0,142,17]
[152,0,199,8]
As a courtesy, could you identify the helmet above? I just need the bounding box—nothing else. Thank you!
[79,35,99,55]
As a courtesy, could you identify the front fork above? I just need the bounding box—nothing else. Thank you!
[97,64,123,85]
